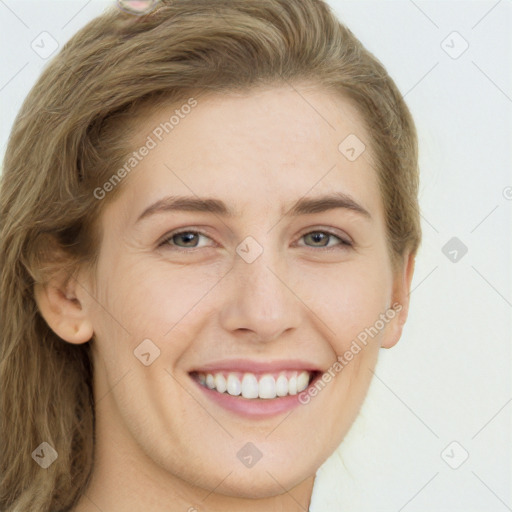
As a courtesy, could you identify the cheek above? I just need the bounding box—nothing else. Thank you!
[306,260,392,354]
[92,255,224,351]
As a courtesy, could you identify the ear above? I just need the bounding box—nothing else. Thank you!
[34,269,94,345]
[380,251,416,349]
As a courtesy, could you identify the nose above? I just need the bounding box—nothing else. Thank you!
[219,246,302,344]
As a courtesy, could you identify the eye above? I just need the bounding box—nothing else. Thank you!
[298,230,352,250]
[159,230,214,250]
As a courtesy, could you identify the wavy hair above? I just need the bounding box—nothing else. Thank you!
[0,0,421,509]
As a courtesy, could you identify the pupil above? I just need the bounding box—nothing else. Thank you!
[179,233,196,246]
[311,232,326,245]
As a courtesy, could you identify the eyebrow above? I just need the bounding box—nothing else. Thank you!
[135,192,372,223]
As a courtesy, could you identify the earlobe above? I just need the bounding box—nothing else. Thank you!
[380,251,416,349]
[34,274,94,345]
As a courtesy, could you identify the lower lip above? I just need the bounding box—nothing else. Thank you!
[190,375,316,418]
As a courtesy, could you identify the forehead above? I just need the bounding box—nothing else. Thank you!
[105,84,383,226]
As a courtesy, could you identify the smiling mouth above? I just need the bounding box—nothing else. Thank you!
[190,370,322,399]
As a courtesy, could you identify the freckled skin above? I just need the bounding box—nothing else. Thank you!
[67,85,414,512]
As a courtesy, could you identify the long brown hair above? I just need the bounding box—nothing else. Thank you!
[0,1,421,509]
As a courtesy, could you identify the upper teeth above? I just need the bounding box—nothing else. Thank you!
[197,371,311,399]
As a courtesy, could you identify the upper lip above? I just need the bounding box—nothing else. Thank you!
[190,358,322,375]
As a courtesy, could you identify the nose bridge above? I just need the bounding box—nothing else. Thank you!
[219,238,301,341]
[241,249,283,305]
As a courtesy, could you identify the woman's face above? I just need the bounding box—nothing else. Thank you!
[77,84,413,502]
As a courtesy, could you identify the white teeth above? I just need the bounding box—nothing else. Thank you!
[258,374,276,399]
[297,371,310,392]
[275,374,288,397]
[206,374,215,389]
[198,370,312,399]
[226,373,241,396]
[288,375,297,395]
[214,373,227,393]
[241,374,259,399]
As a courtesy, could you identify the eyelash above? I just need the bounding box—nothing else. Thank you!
[158,228,353,252]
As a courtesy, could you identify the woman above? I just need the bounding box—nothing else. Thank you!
[0,0,421,510]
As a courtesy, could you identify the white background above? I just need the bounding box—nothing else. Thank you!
[1,1,511,511]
